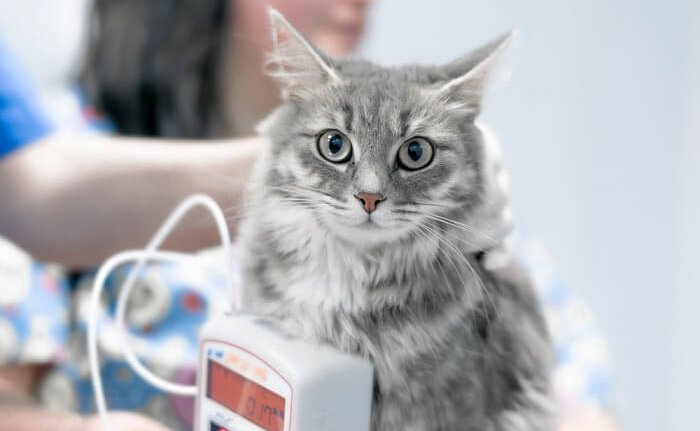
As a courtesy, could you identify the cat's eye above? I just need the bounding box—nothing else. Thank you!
[317,129,352,163]
[397,137,434,170]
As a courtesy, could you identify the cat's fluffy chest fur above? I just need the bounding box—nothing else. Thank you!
[239,205,553,431]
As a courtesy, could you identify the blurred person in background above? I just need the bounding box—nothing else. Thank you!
[0,0,617,430]
[81,0,370,139]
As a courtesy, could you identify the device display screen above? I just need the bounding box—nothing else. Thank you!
[207,359,286,431]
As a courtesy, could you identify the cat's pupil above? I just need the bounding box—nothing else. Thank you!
[407,141,423,161]
[329,134,344,154]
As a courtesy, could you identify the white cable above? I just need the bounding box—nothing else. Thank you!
[88,250,194,431]
[88,194,238,431]
[115,194,237,399]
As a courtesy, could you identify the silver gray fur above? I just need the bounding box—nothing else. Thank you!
[237,11,553,431]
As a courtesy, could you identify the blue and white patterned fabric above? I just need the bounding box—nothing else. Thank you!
[35,253,235,430]
[514,233,613,416]
[0,238,68,364]
[0,233,613,430]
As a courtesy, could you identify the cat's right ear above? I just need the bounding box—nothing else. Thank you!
[265,8,341,100]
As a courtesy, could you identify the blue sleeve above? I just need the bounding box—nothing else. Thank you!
[0,38,55,159]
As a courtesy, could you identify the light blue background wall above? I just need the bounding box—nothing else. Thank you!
[362,1,699,430]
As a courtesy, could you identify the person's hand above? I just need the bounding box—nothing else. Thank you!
[80,412,173,431]
[468,123,514,270]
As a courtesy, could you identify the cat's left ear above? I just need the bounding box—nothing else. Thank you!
[266,8,341,99]
[435,31,515,116]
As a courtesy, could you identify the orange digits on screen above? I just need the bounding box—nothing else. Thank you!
[208,360,286,431]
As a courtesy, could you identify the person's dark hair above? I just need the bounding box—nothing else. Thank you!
[80,0,230,138]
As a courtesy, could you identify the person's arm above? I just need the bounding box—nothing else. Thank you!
[0,132,259,267]
[0,364,84,431]
[0,365,171,431]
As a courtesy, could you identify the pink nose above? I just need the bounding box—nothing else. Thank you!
[355,192,386,214]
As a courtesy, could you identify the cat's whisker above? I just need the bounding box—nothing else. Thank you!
[221,200,258,215]
[409,201,452,209]
[420,224,473,305]
[431,221,487,254]
[423,217,484,251]
[401,207,499,248]
[414,226,495,358]
[399,208,486,250]
[268,188,347,212]
[412,226,451,289]
[421,223,499,326]
[273,183,338,200]
[186,171,335,213]
[220,199,330,227]
[405,226,475,360]
[280,201,336,215]
[425,213,498,246]
[275,198,338,213]
[194,171,331,199]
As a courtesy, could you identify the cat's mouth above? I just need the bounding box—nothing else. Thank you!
[360,217,381,228]
[319,211,414,247]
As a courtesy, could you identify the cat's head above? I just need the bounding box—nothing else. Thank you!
[254,9,511,249]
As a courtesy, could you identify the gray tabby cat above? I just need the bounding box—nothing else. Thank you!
[238,10,553,431]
